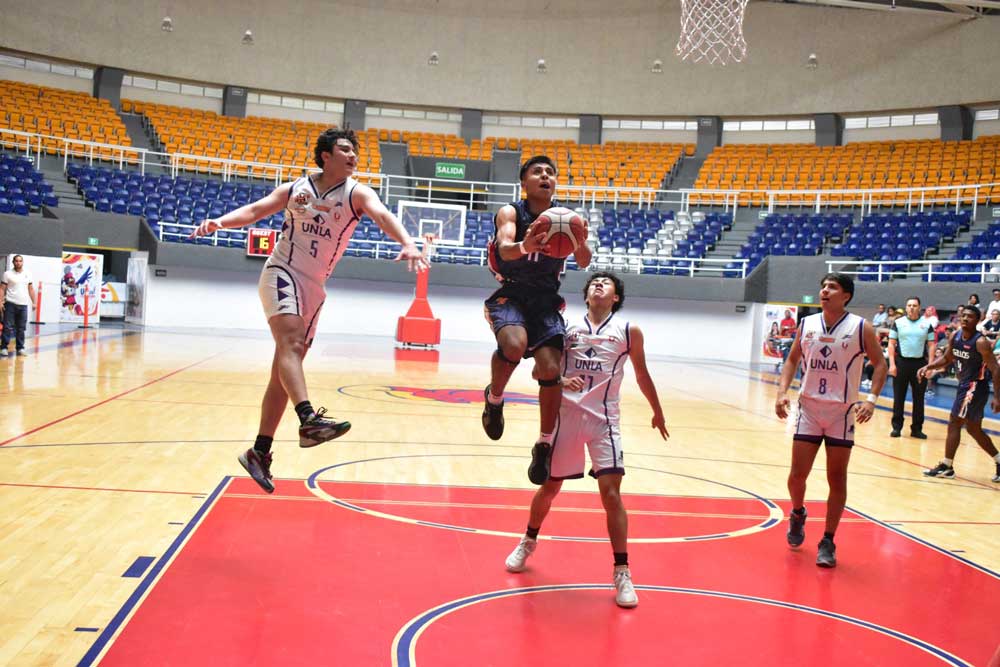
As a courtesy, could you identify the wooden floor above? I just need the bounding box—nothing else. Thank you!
[1,324,998,666]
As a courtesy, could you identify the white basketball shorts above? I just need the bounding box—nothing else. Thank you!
[258,264,325,346]
[550,405,624,479]
[794,396,856,448]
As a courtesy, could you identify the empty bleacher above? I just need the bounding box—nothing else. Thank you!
[0,153,59,214]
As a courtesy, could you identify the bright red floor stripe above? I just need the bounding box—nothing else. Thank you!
[0,354,217,447]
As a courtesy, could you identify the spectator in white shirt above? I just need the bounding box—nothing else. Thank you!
[872,304,888,328]
[1,255,36,357]
[985,289,1000,323]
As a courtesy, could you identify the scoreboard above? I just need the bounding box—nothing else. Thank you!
[247,228,277,257]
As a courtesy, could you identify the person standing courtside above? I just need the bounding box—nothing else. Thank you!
[888,297,936,439]
[0,255,36,358]
[481,155,592,484]
[775,273,887,568]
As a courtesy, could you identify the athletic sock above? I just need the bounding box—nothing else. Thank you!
[994,453,1000,464]
[942,457,954,466]
[538,431,553,444]
[487,388,503,405]
[295,400,315,425]
[792,507,806,516]
[823,531,835,542]
[614,552,629,567]
[253,435,273,455]
[526,525,540,540]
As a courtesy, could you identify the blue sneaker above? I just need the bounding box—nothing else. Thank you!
[787,508,807,548]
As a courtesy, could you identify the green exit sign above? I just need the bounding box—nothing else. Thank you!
[435,162,465,180]
[802,295,815,304]
[993,207,1000,219]
[87,237,99,246]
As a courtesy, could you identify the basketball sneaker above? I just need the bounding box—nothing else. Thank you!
[787,508,807,548]
[298,408,351,448]
[923,462,955,478]
[614,567,639,608]
[816,536,837,568]
[0,349,7,358]
[16,349,26,356]
[504,536,537,572]
[481,386,504,440]
[238,448,274,494]
[992,463,999,483]
[528,440,552,485]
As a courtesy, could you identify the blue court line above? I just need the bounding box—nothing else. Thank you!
[847,505,1000,580]
[74,628,100,633]
[121,556,155,578]
[77,476,231,667]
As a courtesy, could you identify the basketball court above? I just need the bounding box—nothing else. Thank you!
[1,325,998,666]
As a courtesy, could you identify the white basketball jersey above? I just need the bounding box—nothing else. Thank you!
[266,175,361,284]
[562,312,631,420]
[797,312,867,404]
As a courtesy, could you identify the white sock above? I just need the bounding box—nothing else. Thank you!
[942,457,954,466]
[538,431,553,444]
[487,389,503,405]
[993,453,1000,464]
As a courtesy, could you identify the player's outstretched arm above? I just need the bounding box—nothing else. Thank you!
[856,320,888,424]
[352,185,427,272]
[189,182,292,238]
[775,326,803,420]
[628,324,668,440]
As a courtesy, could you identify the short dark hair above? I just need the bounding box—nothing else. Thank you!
[962,304,982,321]
[584,271,625,313]
[13,254,22,261]
[821,272,854,305]
[905,296,921,306]
[314,128,359,168]
[519,155,557,181]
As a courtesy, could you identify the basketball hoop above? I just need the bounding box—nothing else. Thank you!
[675,0,749,66]
[422,233,437,262]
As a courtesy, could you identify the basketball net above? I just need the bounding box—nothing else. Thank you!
[422,233,436,262]
[675,0,749,66]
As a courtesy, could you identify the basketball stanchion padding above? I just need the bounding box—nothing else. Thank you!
[396,237,441,347]
[30,282,44,325]
[79,292,92,329]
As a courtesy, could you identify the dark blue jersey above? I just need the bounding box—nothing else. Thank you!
[951,330,989,385]
[487,199,565,292]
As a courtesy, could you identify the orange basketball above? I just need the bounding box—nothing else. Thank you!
[532,207,585,259]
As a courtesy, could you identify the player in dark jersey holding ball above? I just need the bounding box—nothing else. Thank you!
[482,155,592,484]
[918,305,1000,483]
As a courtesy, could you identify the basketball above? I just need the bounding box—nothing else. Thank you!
[532,207,585,258]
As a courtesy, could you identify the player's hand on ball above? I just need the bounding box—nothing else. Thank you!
[775,394,790,420]
[572,219,589,246]
[854,400,875,423]
[523,222,550,255]
[190,219,223,239]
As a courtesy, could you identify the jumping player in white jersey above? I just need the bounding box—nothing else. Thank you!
[503,272,668,608]
[190,128,428,493]
[775,273,886,568]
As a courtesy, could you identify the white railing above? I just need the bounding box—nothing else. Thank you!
[4,127,997,218]
[826,259,1000,283]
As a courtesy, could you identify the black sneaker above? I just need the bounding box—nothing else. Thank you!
[816,536,837,568]
[238,448,275,494]
[910,430,928,439]
[923,462,955,478]
[992,463,999,483]
[298,407,351,448]
[787,508,807,548]
[889,429,901,438]
[528,441,552,485]
[481,386,505,440]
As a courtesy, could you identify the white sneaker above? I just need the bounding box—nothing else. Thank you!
[0,349,7,358]
[15,349,26,356]
[504,537,537,572]
[614,567,638,608]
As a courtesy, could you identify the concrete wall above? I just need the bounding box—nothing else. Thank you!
[5,0,995,117]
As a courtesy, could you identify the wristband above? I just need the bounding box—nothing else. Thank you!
[866,393,877,404]
[516,241,527,257]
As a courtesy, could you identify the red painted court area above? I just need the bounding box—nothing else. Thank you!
[90,478,999,666]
